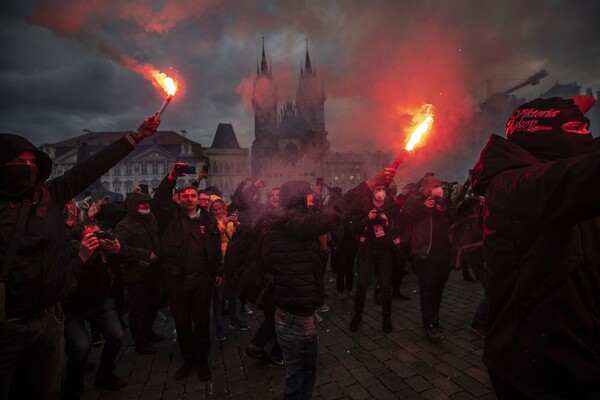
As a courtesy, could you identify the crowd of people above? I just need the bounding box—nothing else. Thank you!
[1,94,599,400]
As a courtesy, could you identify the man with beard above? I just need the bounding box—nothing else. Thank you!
[266,167,396,399]
[471,95,600,399]
[0,116,160,399]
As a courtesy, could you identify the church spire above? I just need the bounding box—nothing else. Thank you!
[260,34,270,78]
[304,38,313,75]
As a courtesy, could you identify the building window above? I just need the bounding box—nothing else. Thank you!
[213,164,219,175]
[141,163,147,175]
[124,181,133,193]
[113,165,121,176]
[125,163,132,176]
[224,164,230,174]
[151,162,158,175]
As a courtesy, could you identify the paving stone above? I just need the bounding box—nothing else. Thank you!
[345,383,372,400]
[405,375,434,392]
[75,273,496,400]
[366,382,397,400]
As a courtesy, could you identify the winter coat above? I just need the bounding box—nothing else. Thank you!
[402,192,451,257]
[152,176,222,278]
[471,134,600,399]
[61,245,116,311]
[116,192,161,284]
[0,133,137,317]
[265,180,371,315]
[356,198,403,258]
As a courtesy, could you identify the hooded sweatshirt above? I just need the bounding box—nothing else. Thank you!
[0,132,138,316]
[471,133,600,399]
[116,192,161,284]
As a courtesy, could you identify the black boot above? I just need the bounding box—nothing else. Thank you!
[349,314,362,332]
[382,316,393,333]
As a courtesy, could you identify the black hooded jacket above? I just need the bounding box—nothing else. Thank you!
[265,180,371,315]
[116,192,161,284]
[471,134,600,399]
[0,133,138,317]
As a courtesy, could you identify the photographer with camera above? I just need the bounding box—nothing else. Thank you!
[402,175,452,343]
[152,162,222,382]
[349,184,402,333]
[61,222,126,399]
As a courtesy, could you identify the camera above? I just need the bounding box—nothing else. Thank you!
[374,207,387,224]
[174,164,196,175]
[94,229,117,240]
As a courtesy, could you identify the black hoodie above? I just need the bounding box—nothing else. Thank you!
[471,134,600,399]
[0,132,137,316]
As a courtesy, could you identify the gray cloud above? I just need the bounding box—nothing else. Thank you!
[1,0,599,180]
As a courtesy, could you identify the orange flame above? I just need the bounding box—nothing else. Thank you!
[405,104,434,151]
[151,70,178,96]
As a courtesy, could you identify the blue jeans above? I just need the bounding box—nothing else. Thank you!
[275,307,318,400]
[0,304,64,400]
[63,299,124,394]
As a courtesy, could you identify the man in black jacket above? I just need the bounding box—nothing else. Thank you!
[152,163,222,382]
[471,96,600,399]
[402,175,452,343]
[116,192,163,354]
[266,168,396,400]
[0,116,159,400]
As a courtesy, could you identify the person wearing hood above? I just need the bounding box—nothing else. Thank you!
[0,116,159,399]
[265,167,396,400]
[207,194,248,340]
[116,192,163,354]
[402,175,452,343]
[470,95,600,399]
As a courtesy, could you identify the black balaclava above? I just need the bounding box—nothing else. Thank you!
[505,96,595,161]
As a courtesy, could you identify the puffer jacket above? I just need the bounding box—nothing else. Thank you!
[0,133,137,317]
[116,192,161,284]
[265,180,371,315]
[471,134,600,399]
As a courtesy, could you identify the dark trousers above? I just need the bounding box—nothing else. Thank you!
[392,256,406,296]
[466,253,489,327]
[354,248,394,318]
[127,277,161,345]
[168,274,213,363]
[63,299,124,394]
[412,252,452,327]
[335,238,357,293]
[0,304,64,400]
[251,300,282,359]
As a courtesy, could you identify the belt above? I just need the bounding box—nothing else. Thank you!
[5,305,55,324]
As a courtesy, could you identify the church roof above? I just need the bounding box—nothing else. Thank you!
[211,123,241,149]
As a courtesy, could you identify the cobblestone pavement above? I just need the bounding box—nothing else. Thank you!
[80,270,496,400]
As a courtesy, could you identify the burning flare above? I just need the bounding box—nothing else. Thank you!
[389,104,435,169]
[152,70,178,96]
[405,104,434,151]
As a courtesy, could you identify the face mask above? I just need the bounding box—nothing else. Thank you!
[138,209,151,215]
[374,190,386,201]
[431,187,444,198]
[0,165,38,199]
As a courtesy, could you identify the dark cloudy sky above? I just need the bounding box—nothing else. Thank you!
[1,0,599,180]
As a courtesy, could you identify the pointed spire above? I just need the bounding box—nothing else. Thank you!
[260,34,269,77]
[305,37,313,74]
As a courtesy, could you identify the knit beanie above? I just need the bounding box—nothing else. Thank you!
[505,96,595,160]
